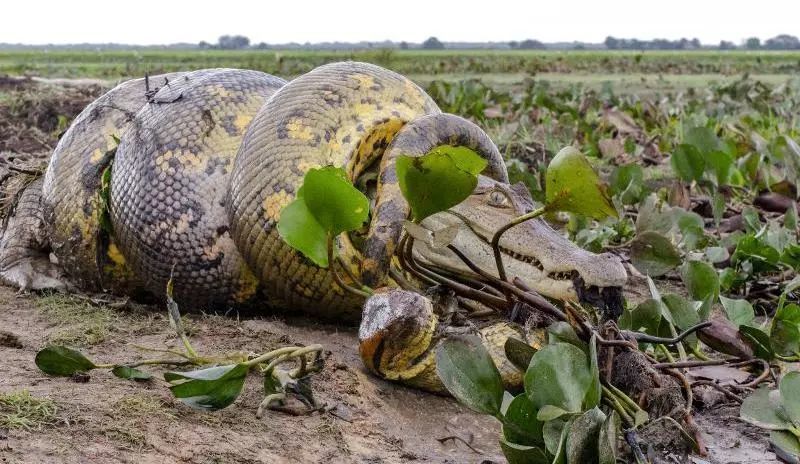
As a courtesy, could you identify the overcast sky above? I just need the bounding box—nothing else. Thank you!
[4,0,799,45]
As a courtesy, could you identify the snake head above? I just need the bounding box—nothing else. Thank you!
[413,176,628,318]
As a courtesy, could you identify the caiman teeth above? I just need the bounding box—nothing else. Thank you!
[498,245,581,282]
[498,245,544,271]
[547,270,580,281]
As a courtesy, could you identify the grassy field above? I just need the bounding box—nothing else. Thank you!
[2,48,800,79]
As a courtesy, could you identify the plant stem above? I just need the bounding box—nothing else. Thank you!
[490,206,547,282]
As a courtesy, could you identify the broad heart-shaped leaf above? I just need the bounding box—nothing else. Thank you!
[35,346,97,376]
[705,150,735,185]
[779,372,800,427]
[720,296,755,328]
[396,146,487,222]
[546,321,587,352]
[302,166,369,236]
[619,298,662,335]
[770,431,800,461]
[684,126,723,155]
[670,144,705,183]
[741,386,793,431]
[771,303,800,356]
[112,366,152,381]
[525,343,592,420]
[661,293,701,330]
[739,325,775,361]
[499,439,550,464]
[277,190,329,267]
[681,260,719,302]
[630,231,682,277]
[435,335,504,416]
[165,363,249,411]
[565,407,606,464]
[504,338,538,373]
[502,393,545,447]
[545,146,617,220]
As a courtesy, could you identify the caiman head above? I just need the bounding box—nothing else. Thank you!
[413,175,628,318]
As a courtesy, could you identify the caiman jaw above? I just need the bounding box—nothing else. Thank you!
[411,176,628,318]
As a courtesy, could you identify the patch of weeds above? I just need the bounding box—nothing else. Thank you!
[35,293,117,346]
[112,393,175,420]
[0,390,57,431]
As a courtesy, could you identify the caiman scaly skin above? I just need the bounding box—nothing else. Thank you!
[42,73,185,294]
[229,62,440,319]
[110,69,286,310]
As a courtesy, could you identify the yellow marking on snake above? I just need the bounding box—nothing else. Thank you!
[262,190,292,221]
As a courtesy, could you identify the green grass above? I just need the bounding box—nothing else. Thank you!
[2,49,799,80]
[0,390,57,431]
[35,294,119,346]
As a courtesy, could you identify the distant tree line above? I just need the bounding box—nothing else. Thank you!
[605,35,800,50]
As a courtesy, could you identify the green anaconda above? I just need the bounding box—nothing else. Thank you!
[0,62,627,392]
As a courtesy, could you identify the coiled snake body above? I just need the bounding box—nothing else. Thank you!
[0,62,627,391]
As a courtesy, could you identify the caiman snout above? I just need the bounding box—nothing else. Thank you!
[413,177,628,312]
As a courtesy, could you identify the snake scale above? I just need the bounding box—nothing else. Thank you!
[0,62,627,391]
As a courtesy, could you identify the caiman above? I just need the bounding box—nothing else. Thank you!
[0,62,627,391]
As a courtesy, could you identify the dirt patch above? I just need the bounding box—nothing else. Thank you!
[0,287,507,463]
[0,75,105,153]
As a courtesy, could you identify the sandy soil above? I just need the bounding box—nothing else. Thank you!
[0,286,511,464]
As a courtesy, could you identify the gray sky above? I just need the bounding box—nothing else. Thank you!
[4,0,799,45]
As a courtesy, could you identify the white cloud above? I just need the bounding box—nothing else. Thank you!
[3,0,798,45]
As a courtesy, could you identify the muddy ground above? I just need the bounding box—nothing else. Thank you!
[0,76,785,464]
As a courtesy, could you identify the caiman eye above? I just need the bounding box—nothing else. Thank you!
[487,190,509,207]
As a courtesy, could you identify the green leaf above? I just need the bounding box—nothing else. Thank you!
[610,163,645,204]
[705,150,735,185]
[720,296,755,328]
[503,393,545,447]
[732,234,781,273]
[524,343,591,419]
[630,231,682,276]
[165,364,249,411]
[35,346,97,376]
[770,431,800,460]
[685,126,722,154]
[662,293,701,330]
[504,338,538,373]
[546,321,587,352]
[565,407,606,464]
[277,192,329,267]
[741,386,793,431]
[302,166,369,236]
[681,260,720,301]
[771,304,800,356]
[545,146,617,220]
[543,418,575,464]
[619,299,662,335]
[670,144,704,182]
[598,410,620,464]
[779,372,800,426]
[739,325,775,361]
[396,146,487,221]
[584,335,601,410]
[435,335,504,416]
[112,366,152,381]
[499,439,550,464]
